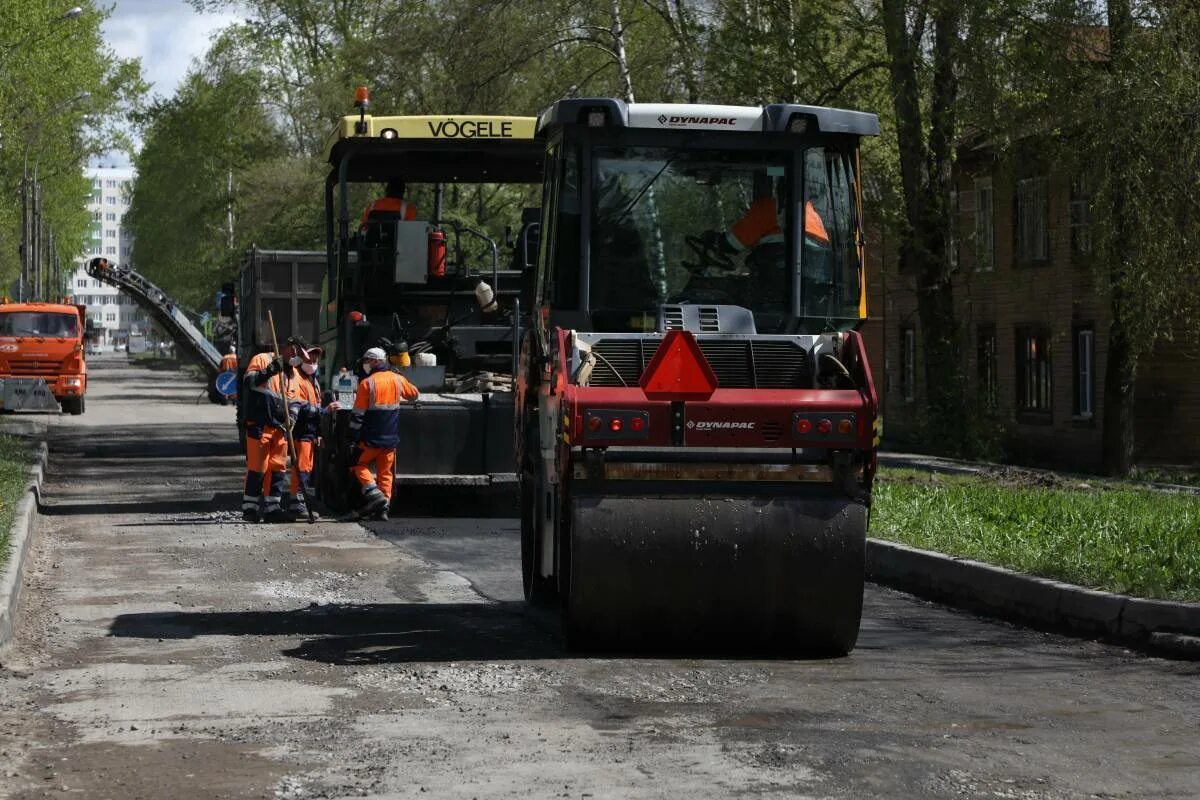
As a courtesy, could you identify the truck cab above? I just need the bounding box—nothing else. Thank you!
[0,301,88,414]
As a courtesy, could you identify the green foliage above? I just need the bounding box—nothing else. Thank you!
[0,434,34,573]
[0,1,145,291]
[124,33,306,307]
[873,468,1200,601]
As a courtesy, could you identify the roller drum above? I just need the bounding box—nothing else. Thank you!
[565,485,867,654]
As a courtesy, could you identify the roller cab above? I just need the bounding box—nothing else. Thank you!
[517,99,880,654]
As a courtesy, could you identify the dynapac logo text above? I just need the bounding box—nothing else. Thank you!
[688,420,756,430]
[657,115,738,127]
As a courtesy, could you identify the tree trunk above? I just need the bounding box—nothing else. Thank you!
[1100,0,1137,475]
[882,0,965,449]
[610,0,636,103]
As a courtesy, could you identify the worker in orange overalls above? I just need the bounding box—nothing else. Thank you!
[359,178,416,234]
[718,183,829,254]
[219,345,238,374]
[349,346,419,520]
[282,337,326,521]
[241,350,288,522]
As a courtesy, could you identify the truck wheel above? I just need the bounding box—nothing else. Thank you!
[521,471,557,605]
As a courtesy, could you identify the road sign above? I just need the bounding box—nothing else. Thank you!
[215,370,238,397]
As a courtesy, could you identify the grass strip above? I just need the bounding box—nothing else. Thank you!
[0,434,35,575]
[872,468,1200,602]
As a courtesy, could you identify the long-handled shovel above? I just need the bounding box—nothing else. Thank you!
[267,310,317,524]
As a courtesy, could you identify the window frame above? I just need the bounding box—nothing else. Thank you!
[1014,175,1051,266]
[1073,325,1095,420]
[974,177,994,272]
[1015,326,1053,420]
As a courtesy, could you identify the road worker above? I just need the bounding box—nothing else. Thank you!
[350,346,419,520]
[219,345,238,374]
[359,178,416,234]
[241,350,288,522]
[703,173,829,256]
[282,337,325,521]
[216,345,240,406]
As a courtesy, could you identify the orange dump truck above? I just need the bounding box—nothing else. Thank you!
[0,302,88,415]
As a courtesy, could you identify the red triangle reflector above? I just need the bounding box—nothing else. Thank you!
[639,330,718,401]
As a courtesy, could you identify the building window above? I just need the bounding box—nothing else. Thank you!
[974,177,994,271]
[1074,327,1094,419]
[105,196,116,205]
[1016,176,1050,264]
[92,178,102,189]
[900,327,916,403]
[977,325,997,407]
[1070,177,1092,258]
[104,229,115,239]
[92,279,101,288]
[105,312,116,322]
[105,246,116,255]
[76,278,87,288]
[106,179,116,188]
[106,212,116,222]
[1016,327,1052,414]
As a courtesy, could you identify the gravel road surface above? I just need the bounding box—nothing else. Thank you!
[0,358,1197,799]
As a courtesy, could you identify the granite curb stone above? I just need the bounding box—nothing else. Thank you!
[867,538,1200,658]
[0,442,49,650]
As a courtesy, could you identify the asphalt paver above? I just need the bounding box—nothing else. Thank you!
[0,357,1197,799]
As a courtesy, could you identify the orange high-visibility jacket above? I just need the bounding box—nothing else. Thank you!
[219,353,238,372]
[351,369,418,449]
[359,198,416,230]
[243,353,286,432]
[285,374,322,442]
[727,199,830,251]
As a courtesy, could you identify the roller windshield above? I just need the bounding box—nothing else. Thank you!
[0,312,79,337]
[589,145,861,332]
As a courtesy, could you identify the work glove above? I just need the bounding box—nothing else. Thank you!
[399,375,420,401]
[263,356,284,377]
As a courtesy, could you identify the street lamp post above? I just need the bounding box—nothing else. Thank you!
[19,90,92,301]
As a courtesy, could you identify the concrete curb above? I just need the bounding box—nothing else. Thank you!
[867,538,1200,659]
[0,442,49,651]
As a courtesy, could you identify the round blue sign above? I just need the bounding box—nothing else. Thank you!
[215,370,238,396]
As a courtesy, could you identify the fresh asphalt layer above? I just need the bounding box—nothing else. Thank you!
[0,356,1197,799]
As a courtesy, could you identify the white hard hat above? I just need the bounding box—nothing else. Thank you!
[363,347,386,361]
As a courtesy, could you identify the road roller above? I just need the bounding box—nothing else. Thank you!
[515,98,880,654]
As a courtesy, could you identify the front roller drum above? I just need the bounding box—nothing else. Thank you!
[566,487,868,655]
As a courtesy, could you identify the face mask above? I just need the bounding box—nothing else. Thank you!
[300,363,317,375]
[288,355,303,366]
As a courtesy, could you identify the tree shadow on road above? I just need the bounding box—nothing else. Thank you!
[108,602,565,664]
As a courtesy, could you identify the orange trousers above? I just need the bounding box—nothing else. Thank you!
[352,446,396,500]
[290,439,315,495]
[246,427,288,473]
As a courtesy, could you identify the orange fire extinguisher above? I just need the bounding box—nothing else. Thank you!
[428,230,447,278]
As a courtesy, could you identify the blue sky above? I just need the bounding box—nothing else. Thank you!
[95,0,242,166]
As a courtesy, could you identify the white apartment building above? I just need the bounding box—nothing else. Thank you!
[70,166,147,346]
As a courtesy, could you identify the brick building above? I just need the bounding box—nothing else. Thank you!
[865,146,1200,470]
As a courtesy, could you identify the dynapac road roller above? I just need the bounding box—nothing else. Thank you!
[516,99,880,654]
